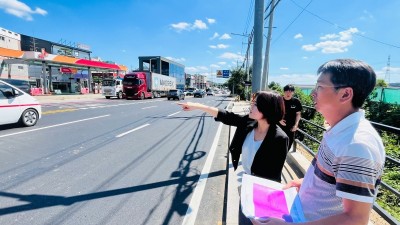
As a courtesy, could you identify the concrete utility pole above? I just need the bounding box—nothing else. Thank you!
[262,0,275,90]
[252,0,264,93]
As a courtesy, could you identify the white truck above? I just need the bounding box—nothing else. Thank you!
[102,78,124,99]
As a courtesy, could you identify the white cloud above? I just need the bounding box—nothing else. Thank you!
[302,56,308,60]
[186,66,207,74]
[218,62,226,65]
[294,33,303,39]
[0,0,47,21]
[170,22,191,32]
[302,44,318,51]
[320,34,339,40]
[219,33,232,40]
[209,44,229,49]
[338,28,358,41]
[280,67,289,70]
[210,32,219,40]
[316,40,353,53]
[192,19,208,30]
[170,19,209,32]
[360,10,374,21]
[165,56,186,62]
[376,66,400,83]
[219,52,244,61]
[207,18,216,24]
[210,64,220,68]
[302,28,358,54]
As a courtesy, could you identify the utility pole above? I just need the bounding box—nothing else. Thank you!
[252,0,264,93]
[262,0,275,90]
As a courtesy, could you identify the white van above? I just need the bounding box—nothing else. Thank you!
[0,80,41,127]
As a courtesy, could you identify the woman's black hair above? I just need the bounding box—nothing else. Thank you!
[254,91,285,124]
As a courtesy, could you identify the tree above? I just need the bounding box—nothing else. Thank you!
[225,68,247,99]
[376,79,388,87]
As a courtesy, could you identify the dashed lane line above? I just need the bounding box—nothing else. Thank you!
[115,124,150,138]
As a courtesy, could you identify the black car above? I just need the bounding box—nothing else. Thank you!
[193,89,206,98]
[167,89,185,100]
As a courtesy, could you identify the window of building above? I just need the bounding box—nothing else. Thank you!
[0,36,4,41]
[18,66,24,70]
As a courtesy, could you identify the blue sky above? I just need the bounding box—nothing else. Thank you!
[1,0,400,85]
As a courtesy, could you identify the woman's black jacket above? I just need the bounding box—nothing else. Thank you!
[215,109,289,182]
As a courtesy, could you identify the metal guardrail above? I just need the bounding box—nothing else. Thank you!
[294,110,400,225]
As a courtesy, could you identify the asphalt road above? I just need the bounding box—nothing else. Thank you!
[0,95,232,225]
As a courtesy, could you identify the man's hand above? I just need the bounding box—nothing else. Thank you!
[283,178,303,191]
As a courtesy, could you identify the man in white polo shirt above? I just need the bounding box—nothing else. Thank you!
[252,59,385,225]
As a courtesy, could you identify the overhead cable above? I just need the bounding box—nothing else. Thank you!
[289,0,400,49]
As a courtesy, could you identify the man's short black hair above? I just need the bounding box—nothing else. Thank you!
[317,59,376,108]
[283,84,295,92]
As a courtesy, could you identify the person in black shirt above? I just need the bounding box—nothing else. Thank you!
[279,84,302,151]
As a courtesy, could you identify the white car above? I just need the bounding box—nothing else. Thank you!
[0,80,41,127]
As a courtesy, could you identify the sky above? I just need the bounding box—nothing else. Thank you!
[1,0,400,85]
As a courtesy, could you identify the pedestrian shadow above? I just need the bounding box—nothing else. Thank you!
[140,112,223,225]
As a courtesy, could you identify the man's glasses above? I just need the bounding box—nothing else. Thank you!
[313,84,348,92]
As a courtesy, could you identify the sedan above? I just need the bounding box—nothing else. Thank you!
[193,90,206,98]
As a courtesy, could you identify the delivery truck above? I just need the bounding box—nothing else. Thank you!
[122,71,176,100]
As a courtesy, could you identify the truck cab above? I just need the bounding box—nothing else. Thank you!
[102,78,123,99]
[123,72,150,100]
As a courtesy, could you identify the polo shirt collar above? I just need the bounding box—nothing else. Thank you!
[325,110,365,136]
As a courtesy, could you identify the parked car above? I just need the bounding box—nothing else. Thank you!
[0,80,41,127]
[167,89,185,100]
[193,89,206,98]
[206,90,214,96]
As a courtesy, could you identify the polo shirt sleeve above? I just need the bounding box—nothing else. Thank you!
[333,143,384,203]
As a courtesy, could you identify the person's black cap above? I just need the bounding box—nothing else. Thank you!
[283,84,295,91]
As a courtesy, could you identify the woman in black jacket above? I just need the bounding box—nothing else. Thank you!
[178,91,288,182]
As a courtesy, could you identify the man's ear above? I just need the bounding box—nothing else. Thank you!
[340,87,353,103]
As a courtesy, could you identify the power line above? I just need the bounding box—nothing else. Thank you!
[272,0,313,45]
[288,0,400,49]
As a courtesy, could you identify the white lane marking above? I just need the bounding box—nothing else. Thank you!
[115,124,150,138]
[182,123,223,225]
[142,106,157,110]
[0,115,110,138]
[167,111,180,117]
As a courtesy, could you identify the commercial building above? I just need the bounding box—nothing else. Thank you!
[138,56,185,90]
[0,27,127,95]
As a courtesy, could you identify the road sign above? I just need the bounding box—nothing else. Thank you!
[216,70,230,78]
[222,70,230,78]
